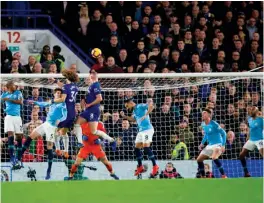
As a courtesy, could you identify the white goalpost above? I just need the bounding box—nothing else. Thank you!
[0,72,263,181]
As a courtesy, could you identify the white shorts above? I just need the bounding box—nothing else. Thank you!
[4,115,23,134]
[135,128,154,144]
[243,140,264,151]
[201,143,222,158]
[34,122,57,143]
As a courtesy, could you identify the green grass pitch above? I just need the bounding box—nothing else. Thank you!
[2,178,263,203]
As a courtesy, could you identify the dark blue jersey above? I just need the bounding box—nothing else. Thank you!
[85,82,101,111]
[62,83,79,119]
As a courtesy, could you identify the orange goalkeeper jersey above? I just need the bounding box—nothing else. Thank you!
[81,121,106,145]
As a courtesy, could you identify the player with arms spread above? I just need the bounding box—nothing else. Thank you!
[121,98,159,178]
[55,69,79,158]
[21,88,67,180]
[239,106,263,177]
[67,121,119,180]
[74,71,114,145]
[1,81,24,169]
[197,109,227,178]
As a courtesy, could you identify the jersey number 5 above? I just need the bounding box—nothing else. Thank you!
[69,91,77,102]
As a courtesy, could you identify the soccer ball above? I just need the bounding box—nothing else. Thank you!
[91,48,102,58]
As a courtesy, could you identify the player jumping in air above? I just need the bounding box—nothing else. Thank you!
[239,106,263,177]
[122,98,159,178]
[54,69,79,158]
[21,88,67,180]
[1,81,24,169]
[73,71,114,146]
[197,109,227,178]
[67,121,119,180]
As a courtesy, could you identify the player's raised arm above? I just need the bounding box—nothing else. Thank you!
[2,91,23,105]
[120,111,136,122]
[33,101,51,108]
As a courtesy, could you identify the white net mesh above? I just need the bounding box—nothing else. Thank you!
[1,73,263,180]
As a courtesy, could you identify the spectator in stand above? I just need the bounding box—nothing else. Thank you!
[41,53,54,72]
[91,56,105,72]
[52,45,65,72]
[168,50,181,72]
[247,40,260,63]
[135,53,148,73]
[255,53,263,68]
[9,58,26,73]
[175,119,194,153]
[202,61,211,72]
[170,134,189,160]
[238,122,249,147]
[68,63,79,73]
[48,63,57,74]
[22,124,44,162]
[222,130,239,159]
[116,49,131,72]
[77,4,90,38]
[32,62,43,73]
[119,119,136,145]
[105,111,122,138]
[23,111,43,130]
[214,59,230,72]
[37,45,51,63]
[251,92,262,110]
[97,56,123,73]
[159,162,183,179]
[246,17,258,40]
[23,56,36,73]
[1,40,12,73]
[103,35,121,60]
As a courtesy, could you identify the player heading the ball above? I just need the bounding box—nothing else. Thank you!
[121,97,159,178]
[21,88,67,180]
[239,106,263,177]
[197,109,227,178]
[54,69,79,158]
[1,81,24,169]
[74,71,114,147]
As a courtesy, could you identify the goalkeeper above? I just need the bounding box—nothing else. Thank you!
[64,156,88,180]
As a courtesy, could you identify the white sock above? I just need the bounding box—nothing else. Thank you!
[94,130,113,142]
[62,134,69,153]
[74,124,83,143]
[54,135,61,150]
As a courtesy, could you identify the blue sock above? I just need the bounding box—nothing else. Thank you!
[47,149,53,173]
[240,158,249,174]
[22,137,32,154]
[16,138,23,161]
[8,136,15,162]
[144,147,156,166]
[134,148,142,167]
[197,161,205,176]
[214,159,225,175]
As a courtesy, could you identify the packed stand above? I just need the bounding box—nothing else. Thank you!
[1,42,66,74]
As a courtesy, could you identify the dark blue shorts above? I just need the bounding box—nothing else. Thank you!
[58,118,75,128]
[80,109,100,122]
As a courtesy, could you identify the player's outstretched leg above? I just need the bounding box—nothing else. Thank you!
[54,133,62,156]
[99,157,119,180]
[7,132,16,166]
[45,141,54,180]
[144,146,159,177]
[74,117,87,146]
[15,134,24,169]
[134,145,144,176]
[197,154,208,178]
[68,156,83,180]
[212,148,227,178]
[239,148,251,177]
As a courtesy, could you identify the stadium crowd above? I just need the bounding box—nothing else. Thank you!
[0,1,263,163]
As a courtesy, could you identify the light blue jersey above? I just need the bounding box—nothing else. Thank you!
[34,101,67,127]
[1,90,23,116]
[201,120,227,146]
[133,103,153,132]
[248,116,264,141]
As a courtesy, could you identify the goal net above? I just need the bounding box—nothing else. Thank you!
[1,72,263,181]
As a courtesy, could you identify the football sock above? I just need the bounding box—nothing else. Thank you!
[144,147,156,166]
[105,163,113,173]
[197,161,205,177]
[47,149,53,173]
[62,134,69,153]
[8,136,15,162]
[16,138,23,161]
[214,159,225,175]
[22,136,32,154]
[54,134,61,150]
[135,148,143,167]
[74,124,82,143]
[240,157,249,174]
